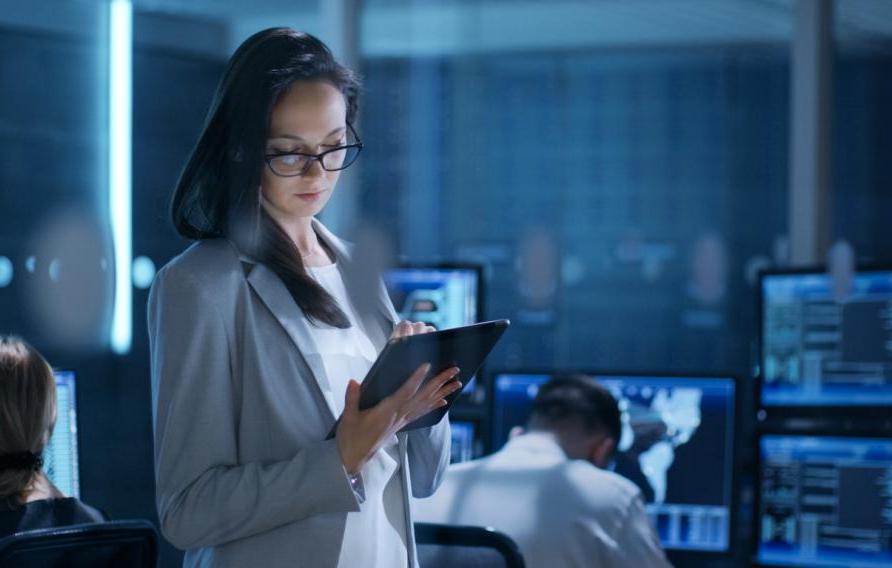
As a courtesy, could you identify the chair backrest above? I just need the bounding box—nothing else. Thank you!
[414,522,525,568]
[0,519,158,568]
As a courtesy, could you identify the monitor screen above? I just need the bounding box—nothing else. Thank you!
[760,270,892,407]
[757,435,892,567]
[46,370,80,498]
[384,266,480,331]
[492,372,736,552]
[450,421,476,464]
[385,265,482,394]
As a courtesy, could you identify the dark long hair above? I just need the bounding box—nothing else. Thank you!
[171,28,359,328]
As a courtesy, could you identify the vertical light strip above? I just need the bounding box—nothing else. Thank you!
[110,0,132,355]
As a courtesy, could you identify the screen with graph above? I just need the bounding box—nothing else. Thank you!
[46,370,80,497]
[760,270,892,407]
[757,435,892,567]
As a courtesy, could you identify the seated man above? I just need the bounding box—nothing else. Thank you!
[414,375,671,568]
[0,336,106,536]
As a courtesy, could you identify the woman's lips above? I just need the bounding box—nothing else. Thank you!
[295,190,324,202]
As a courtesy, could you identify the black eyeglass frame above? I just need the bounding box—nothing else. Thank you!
[263,122,363,177]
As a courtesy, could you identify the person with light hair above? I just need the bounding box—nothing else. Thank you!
[0,336,105,536]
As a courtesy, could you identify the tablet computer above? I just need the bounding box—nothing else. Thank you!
[330,319,510,436]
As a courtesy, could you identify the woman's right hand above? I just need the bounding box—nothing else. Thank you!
[336,363,461,475]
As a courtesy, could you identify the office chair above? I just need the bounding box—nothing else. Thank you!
[415,522,525,568]
[0,519,158,567]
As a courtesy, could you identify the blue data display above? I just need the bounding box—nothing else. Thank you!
[450,421,476,464]
[492,373,736,552]
[384,267,479,331]
[758,436,892,567]
[761,271,892,407]
[46,370,80,498]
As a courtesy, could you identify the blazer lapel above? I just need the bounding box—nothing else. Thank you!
[237,218,400,422]
[244,262,340,420]
[312,219,400,350]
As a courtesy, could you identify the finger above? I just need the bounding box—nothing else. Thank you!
[394,362,431,400]
[433,378,463,399]
[423,325,437,334]
[411,322,427,335]
[343,379,361,418]
[405,398,449,423]
[417,367,460,399]
[392,321,411,338]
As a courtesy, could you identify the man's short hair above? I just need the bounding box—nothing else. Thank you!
[527,375,621,443]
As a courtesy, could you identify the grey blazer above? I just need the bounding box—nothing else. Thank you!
[148,219,451,567]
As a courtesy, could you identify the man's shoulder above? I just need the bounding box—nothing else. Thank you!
[558,460,642,507]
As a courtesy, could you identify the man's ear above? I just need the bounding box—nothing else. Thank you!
[590,436,616,469]
[508,425,526,439]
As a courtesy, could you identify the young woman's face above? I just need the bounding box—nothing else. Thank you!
[260,80,348,222]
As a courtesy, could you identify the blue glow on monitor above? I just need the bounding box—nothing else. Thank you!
[385,266,481,394]
[46,370,80,498]
[758,435,892,567]
[450,421,476,464]
[761,271,892,407]
[384,267,479,330]
[492,373,736,552]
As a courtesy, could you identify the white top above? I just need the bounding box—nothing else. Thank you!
[412,432,672,568]
[305,262,409,568]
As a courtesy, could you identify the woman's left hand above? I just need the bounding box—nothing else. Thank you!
[390,320,436,339]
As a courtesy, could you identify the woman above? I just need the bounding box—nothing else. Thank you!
[149,28,459,567]
[0,336,106,536]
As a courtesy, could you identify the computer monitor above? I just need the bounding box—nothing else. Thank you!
[757,434,892,567]
[450,420,476,464]
[384,264,483,395]
[491,372,736,552]
[759,268,892,408]
[384,264,481,331]
[46,370,80,497]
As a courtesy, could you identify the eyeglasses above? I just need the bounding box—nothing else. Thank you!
[264,122,363,177]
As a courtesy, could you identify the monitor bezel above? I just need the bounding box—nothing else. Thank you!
[50,368,80,499]
[756,265,892,420]
[487,368,741,559]
[751,429,892,568]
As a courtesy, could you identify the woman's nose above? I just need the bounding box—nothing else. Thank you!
[303,157,326,178]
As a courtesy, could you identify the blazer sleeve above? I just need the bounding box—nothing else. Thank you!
[148,265,360,551]
[406,412,451,498]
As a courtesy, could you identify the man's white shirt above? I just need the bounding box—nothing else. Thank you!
[412,432,672,568]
